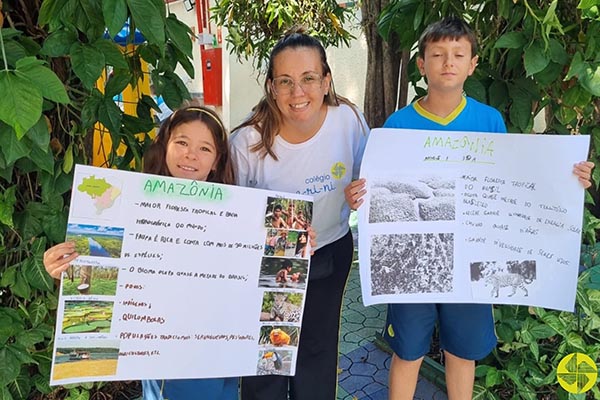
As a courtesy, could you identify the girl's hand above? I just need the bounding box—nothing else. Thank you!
[344,178,367,210]
[573,161,595,189]
[43,242,79,279]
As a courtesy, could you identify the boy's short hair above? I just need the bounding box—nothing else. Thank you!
[418,16,478,58]
[274,204,283,211]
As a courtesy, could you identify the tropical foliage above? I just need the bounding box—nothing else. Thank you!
[0,0,193,398]
[210,0,357,71]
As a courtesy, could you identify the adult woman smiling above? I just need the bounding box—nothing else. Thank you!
[230,28,369,400]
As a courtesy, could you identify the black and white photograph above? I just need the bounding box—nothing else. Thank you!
[368,176,455,223]
[470,260,536,298]
[370,233,454,295]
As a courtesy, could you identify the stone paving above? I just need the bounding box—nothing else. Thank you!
[336,261,449,400]
[337,219,448,400]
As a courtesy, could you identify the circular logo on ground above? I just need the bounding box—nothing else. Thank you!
[557,352,597,394]
[330,162,347,180]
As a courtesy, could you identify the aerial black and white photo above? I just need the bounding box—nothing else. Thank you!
[369,176,455,223]
[370,233,454,295]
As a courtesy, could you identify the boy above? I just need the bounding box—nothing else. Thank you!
[343,16,593,400]
[270,204,289,228]
[382,17,501,400]
[275,260,293,283]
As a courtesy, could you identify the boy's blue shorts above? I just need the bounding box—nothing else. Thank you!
[384,303,496,361]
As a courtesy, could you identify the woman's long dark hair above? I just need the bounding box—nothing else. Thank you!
[143,102,235,184]
[232,26,365,160]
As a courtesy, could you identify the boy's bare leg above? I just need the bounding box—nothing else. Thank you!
[388,354,422,400]
[444,351,474,400]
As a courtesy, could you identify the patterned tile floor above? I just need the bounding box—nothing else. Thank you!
[336,220,448,400]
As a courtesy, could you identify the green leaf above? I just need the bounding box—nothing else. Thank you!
[104,69,131,98]
[0,186,16,228]
[548,39,569,65]
[485,367,502,387]
[530,324,557,339]
[0,123,31,165]
[566,332,587,352]
[529,341,539,360]
[566,52,587,81]
[103,0,128,38]
[524,41,550,76]
[15,328,45,348]
[38,0,62,26]
[563,85,592,108]
[69,42,106,89]
[29,145,54,174]
[535,62,563,86]
[0,40,28,69]
[579,64,600,96]
[488,80,509,110]
[495,32,527,49]
[16,57,70,104]
[98,97,123,134]
[28,300,51,329]
[166,14,193,58]
[0,71,43,138]
[0,347,20,386]
[40,30,78,57]
[127,0,165,47]
[25,116,50,151]
[93,39,128,69]
[80,90,103,130]
[22,257,54,292]
[464,77,486,103]
[508,87,533,131]
[63,143,74,174]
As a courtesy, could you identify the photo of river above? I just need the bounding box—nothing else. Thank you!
[65,223,124,258]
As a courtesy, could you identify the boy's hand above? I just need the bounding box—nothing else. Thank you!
[43,241,79,279]
[573,161,595,189]
[345,178,367,210]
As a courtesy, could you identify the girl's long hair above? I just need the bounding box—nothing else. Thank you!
[143,101,235,184]
[232,27,366,160]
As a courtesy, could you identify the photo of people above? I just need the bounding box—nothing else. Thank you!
[61,266,119,296]
[264,229,309,258]
[264,229,289,256]
[258,325,299,348]
[258,258,308,289]
[264,197,313,229]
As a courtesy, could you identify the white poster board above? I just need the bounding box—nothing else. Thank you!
[358,128,590,311]
[50,165,313,384]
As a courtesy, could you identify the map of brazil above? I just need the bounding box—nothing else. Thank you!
[74,175,122,217]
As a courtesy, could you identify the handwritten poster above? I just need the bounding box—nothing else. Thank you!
[50,165,313,385]
[358,128,590,311]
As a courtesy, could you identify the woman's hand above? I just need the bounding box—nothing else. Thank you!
[344,178,367,210]
[573,161,595,189]
[43,242,79,279]
[306,225,317,256]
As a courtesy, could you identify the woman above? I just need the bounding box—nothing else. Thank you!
[229,27,369,400]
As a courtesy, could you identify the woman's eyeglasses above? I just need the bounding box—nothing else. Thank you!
[271,74,323,96]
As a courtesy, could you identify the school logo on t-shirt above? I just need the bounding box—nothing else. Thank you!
[331,162,347,180]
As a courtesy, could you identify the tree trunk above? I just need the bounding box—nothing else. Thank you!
[361,0,401,128]
[397,50,410,109]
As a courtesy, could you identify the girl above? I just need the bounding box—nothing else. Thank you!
[229,28,369,400]
[43,103,238,400]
